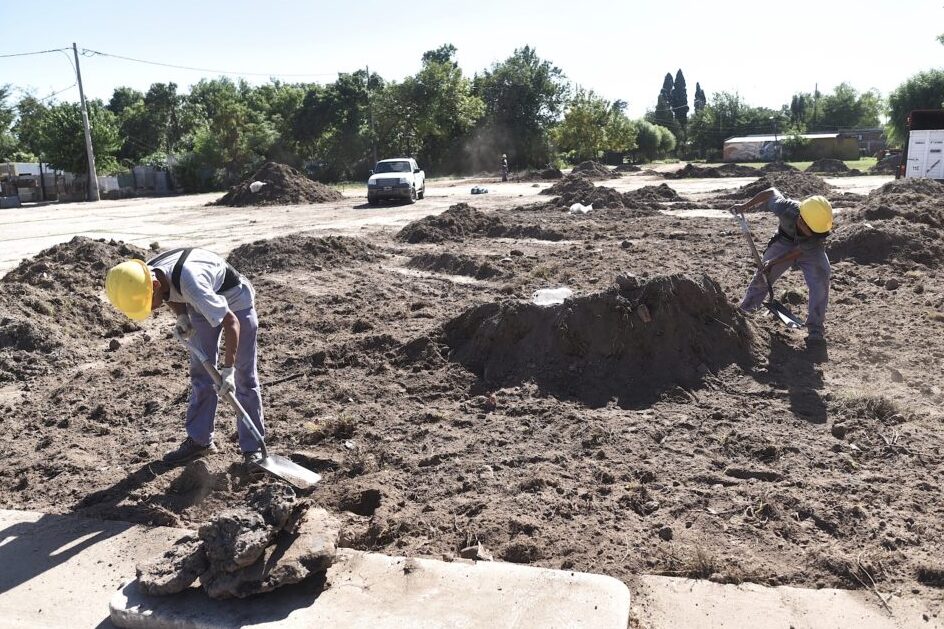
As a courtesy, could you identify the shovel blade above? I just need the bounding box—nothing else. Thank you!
[765,300,804,329]
[256,454,322,490]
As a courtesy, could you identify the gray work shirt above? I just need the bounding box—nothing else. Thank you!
[765,189,828,251]
[148,249,254,327]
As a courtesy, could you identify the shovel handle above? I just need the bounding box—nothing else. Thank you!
[732,210,775,300]
[175,330,267,457]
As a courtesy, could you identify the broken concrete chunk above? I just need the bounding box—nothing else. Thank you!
[136,534,208,596]
[201,507,341,599]
[199,508,275,573]
[248,484,297,530]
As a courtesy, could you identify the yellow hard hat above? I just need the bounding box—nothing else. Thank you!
[799,195,833,233]
[105,259,153,321]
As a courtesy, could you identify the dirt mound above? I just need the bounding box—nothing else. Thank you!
[0,237,146,382]
[805,159,849,173]
[571,161,619,180]
[214,162,344,207]
[442,274,758,407]
[624,183,683,202]
[517,167,563,181]
[614,163,641,173]
[870,154,901,174]
[397,204,501,244]
[760,161,799,173]
[227,235,377,277]
[540,173,594,196]
[666,163,760,179]
[860,178,944,229]
[540,167,563,179]
[828,219,944,266]
[725,172,833,201]
[407,253,504,279]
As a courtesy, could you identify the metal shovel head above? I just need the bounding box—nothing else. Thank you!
[765,300,804,329]
[256,454,322,490]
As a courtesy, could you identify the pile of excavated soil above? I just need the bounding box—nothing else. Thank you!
[666,163,760,179]
[214,162,344,207]
[397,204,502,244]
[517,168,564,181]
[571,160,619,180]
[725,172,833,201]
[827,219,944,267]
[760,161,798,173]
[397,204,564,244]
[0,237,145,382]
[860,178,944,229]
[614,163,641,172]
[227,235,377,277]
[624,183,684,203]
[805,159,849,174]
[539,173,594,197]
[137,484,340,599]
[442,274,758,407]
[870,154,901,174]
[407,253,504,280]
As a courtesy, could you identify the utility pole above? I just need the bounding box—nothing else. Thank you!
[73,42,100,201]
[366,65,377,165]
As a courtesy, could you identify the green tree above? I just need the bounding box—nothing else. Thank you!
[13,95,47,159]
[107,86,143,117]
[887,69,944,144]
[36,100,121,174]
[818,82,883,129]
[552,88,609,162]
[603,100,638,157]
[0,85,18,160]
[693,83,707,114]
[653,73,675,129]
[671,69,689,130]
[472,46,568,168]
[635,119,661,161]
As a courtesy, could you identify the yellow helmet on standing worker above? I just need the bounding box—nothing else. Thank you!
[799,195,833,233]
[105,259,153,321]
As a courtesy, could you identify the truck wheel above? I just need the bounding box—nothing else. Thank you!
[367,195,377,206]
[417,186,425,200]
[409,186,417,204]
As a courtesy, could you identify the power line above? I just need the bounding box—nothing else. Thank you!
[38,82,77,101]
[0,47,69,58]
[81,48,338,79]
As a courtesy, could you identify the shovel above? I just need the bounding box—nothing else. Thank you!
[175,330,321,490]
[733,211,804,330]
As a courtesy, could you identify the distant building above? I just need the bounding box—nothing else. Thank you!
[723,133,860,162]
[839,128,887,157]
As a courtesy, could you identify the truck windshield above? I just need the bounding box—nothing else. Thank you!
[375,161,411,174]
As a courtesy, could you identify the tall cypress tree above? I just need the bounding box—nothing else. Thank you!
[693,83,707,113]
[654,73,675,128]
[671,69,689,129]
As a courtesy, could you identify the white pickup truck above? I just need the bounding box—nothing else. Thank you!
[366,158,426,204]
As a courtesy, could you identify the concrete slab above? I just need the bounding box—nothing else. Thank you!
[634,575,941,629]
[0,509,193,629]
[110,549,630,628]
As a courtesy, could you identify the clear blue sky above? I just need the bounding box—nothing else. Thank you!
[2,0,942,118]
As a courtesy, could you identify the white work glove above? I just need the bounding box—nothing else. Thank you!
[218,366,236,397]
[175,313,194,339]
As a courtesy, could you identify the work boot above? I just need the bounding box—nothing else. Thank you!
[806,329,826,344]
[162,437,216,465]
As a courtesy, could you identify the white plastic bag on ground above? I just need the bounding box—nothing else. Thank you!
[249,181,266,193]
[532,287,573,306]
[569,202,593,214]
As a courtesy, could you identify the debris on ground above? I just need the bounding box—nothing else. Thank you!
[137,485,340,600]
[214,162,344,206]
[870,154,901,174]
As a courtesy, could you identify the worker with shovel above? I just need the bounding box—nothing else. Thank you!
[104,248,265,467]
[731,188,833,343]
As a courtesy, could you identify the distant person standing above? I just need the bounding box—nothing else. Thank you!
[500,153,509,182]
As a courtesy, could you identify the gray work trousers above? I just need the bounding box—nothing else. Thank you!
[185,306,265,453]
[739,238,830,335]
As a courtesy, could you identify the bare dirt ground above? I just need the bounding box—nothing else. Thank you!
[1,166,942,616]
